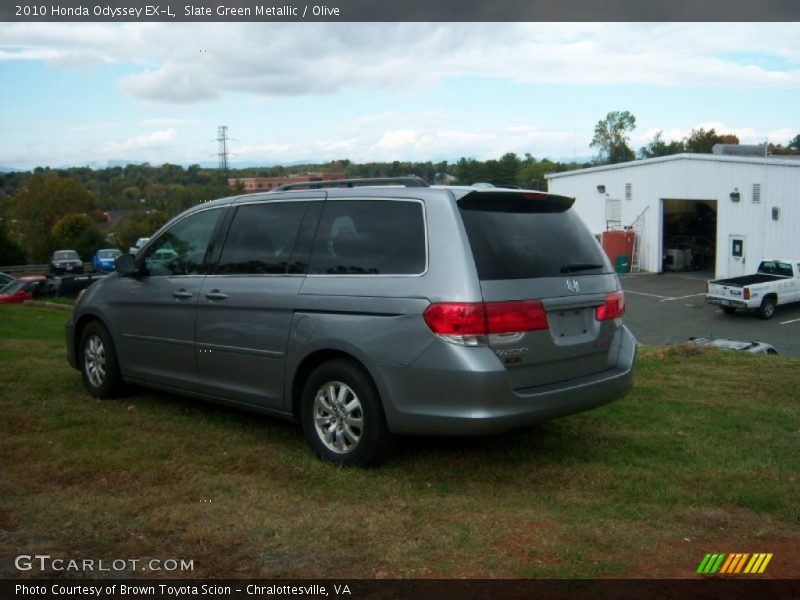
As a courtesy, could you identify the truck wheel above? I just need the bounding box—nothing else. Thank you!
[300,359,394,467]
[722,306,737,315]
[758,297,777,320]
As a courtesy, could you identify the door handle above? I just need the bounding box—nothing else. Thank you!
[205,290,229,301]
[173,289,194,299]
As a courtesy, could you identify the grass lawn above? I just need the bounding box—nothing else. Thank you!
[1,304,798,579]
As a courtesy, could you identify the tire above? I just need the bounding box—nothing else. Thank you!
[722,306,737,315]
[79,321,124,398]
[758,297,777,320]
[300,359,394,467]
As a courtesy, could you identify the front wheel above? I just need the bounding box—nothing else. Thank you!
[758,297,777,320]
[79,321,124,398]
[300,359,394,467]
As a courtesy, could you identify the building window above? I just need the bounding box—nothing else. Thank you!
[625,183,632,201]
[752,183,761,203]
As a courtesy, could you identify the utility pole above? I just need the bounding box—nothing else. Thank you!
[217,125,229,178]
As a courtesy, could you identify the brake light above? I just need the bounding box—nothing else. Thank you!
[423,300,549,344]
[596,291,625,321]
[744,287,751,300]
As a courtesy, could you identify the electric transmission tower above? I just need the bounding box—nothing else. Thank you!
[217,125,229,177]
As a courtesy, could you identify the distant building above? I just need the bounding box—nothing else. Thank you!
[229,172,347,193]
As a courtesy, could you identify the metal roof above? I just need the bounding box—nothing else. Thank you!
[546,153,800,180]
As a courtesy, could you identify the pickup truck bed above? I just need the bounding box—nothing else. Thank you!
[710,274,783,287]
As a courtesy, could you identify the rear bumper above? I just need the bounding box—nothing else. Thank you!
[707,297,748,309]
[376,325,637,436]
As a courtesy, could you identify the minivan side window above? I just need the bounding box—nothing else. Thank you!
[309,200,426,275]
[141,208,222,276]
[216,201,309,275]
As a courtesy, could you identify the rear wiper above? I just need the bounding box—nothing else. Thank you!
[560,263,604,273]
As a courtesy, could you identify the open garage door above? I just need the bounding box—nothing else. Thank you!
[661,199,717,277]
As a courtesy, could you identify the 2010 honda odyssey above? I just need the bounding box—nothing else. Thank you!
[66,177,636,466]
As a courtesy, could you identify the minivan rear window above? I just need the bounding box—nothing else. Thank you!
[459,195,611,280]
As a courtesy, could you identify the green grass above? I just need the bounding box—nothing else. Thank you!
[1,304,798,579]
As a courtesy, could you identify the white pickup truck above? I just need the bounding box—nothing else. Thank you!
[707,259,800,319]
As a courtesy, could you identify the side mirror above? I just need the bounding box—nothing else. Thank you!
[115,253,137,276]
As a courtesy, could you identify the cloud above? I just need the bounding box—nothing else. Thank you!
[1,23,799,105]
[101,128,178,155]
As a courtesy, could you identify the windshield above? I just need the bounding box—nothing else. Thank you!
[54,251,79,261]
[98,249,121,258]
[0,281,23,294]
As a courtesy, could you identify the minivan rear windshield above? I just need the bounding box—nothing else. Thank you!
[458,194,611,280]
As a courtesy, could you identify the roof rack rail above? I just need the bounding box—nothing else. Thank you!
[270,176,429,192]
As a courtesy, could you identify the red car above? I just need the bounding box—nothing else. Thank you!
[0,276,45,304]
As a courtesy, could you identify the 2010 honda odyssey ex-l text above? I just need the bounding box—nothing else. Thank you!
[66,177,636,466]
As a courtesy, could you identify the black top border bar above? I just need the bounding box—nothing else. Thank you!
[4,0,800,22]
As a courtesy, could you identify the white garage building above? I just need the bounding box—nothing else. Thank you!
[546,153,800,278]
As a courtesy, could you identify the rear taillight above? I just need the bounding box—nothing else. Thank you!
[596,291,625,321]
[744,287,751,300]
[423,300,548,345]
[422,302,486,336]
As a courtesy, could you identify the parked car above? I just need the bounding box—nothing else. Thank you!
[689,337,778,355]
[0,272,16,287]
[91,248,123,273]
[0,276,45,304]
[50,250,84,275]
[65,177,636,466]
[707,259,800,319]
[128,237,150,255]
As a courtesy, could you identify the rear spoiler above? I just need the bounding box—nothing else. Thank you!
[457,190,575,213]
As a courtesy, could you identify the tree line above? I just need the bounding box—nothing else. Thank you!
[591,110,800,164]
[1,112,798,265]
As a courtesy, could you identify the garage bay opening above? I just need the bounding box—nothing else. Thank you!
[661,198,718,278]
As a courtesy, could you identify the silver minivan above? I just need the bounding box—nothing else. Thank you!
[66,178,636,466]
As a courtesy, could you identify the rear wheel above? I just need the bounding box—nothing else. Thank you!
[758,297,777,320]
[300,359,394,467]
[722,306,737,315]
[79,321,124,398]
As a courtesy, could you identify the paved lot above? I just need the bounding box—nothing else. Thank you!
[620,272,800,357]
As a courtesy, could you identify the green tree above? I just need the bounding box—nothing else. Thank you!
[51,213,106,260]
[640,131,686,158]
[590,110,637,164]
[788,134,800,152]
[0,221,27,265]
[7,173,95,261]
[116,211,168,252]
[495,152,521,186]
[518,157,559,190]
[453,158,485,185]
[684,128,739,153]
